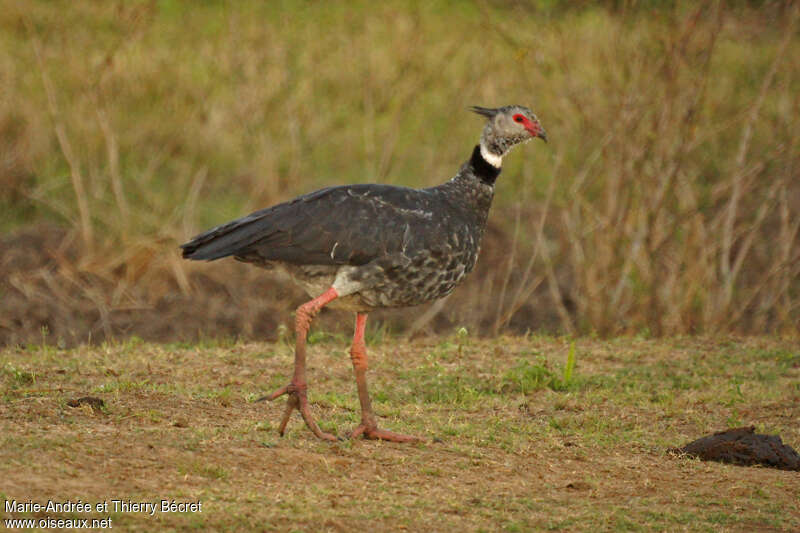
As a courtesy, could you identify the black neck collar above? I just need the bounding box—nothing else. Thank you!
[469,145,502,186]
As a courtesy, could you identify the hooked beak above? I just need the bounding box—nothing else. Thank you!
[525,121,547,143]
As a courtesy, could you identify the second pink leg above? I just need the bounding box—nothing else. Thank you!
[349,313,421,443]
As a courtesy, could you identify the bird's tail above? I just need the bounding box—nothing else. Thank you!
[180,211,272,261]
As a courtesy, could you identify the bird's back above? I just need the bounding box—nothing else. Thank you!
[183,183,476,264]
[182,169,492,310]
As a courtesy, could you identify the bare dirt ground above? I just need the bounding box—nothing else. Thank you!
[1,336,798,531]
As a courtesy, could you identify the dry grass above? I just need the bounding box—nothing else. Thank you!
[1,335,798,531]
[0,1,798,345]
[548,4,800,336]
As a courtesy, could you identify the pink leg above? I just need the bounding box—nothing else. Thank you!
[263,287,339,441]
[348,313,422,443]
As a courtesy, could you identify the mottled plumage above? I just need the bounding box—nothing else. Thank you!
[182,146,500,311]
[181,105,546,442]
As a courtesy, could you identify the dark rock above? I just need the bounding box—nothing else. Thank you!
[671,426,800,471]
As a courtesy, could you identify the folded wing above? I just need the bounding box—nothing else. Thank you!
[180,184,443,267]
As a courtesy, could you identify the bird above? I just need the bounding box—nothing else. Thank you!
[180,105,547,442]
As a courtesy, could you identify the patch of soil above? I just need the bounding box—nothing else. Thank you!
[671,426,800,471]
[0,223,564,347]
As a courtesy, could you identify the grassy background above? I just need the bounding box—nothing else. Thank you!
[1,335,798,530]
[0,1,798,344]
[3,5,798,530]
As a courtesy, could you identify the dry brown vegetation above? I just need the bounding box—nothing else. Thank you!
[2,5,798,530]
[0,1,798,346]
[2,336,798,530]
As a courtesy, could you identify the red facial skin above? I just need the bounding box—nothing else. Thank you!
[512,113,543,138]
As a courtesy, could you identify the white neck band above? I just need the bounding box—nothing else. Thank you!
[480,143,503,168]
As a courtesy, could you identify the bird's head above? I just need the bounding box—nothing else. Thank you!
[471,105,547,167]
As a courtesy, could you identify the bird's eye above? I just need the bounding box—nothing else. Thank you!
[513,115,524,123]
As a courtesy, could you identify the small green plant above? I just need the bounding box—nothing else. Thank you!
[456,327,468,357]
[503,344,578,393]
[3,364,35,388]
[276,324,289,343]
[502,357,556,394]
[365,320,392,344]
[562,341,576,386]
[725,375,746,406]
[726,409,743,428]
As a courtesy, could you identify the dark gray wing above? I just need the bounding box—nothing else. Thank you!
[180,184,451,266]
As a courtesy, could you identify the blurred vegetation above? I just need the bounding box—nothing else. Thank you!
[0,0,797,343]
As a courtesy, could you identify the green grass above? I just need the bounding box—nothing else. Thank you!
[1,336,798,531]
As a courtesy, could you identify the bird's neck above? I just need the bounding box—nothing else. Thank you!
[479,142,503,169]
[471,144,502,186]
[479,124,514,168]
[431,145,498,221]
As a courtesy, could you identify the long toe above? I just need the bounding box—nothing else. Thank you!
[264,383,338,442]
[351,424,422,443]
[297,395,338,442]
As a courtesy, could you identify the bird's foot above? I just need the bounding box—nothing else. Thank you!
[261,382,338,442]
[350,423,422,443]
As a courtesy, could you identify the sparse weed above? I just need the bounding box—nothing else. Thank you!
[2,364,35,388]
[502,345,578,393]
